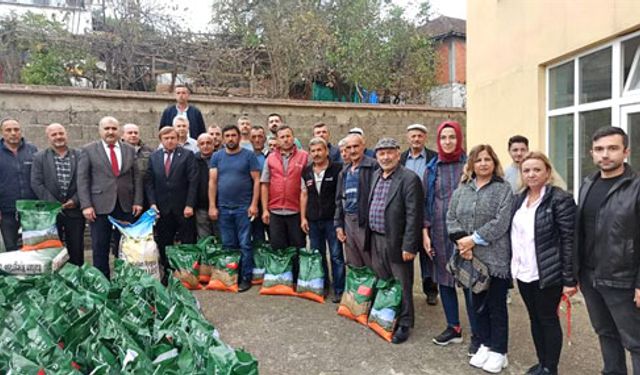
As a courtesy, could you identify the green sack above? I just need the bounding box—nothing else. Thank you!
[296,248,325,303]
[337,265,377,324]
[16,200,63,250]
[166,244,202,290]
[260,247,297,296]
[368,278,402,341]
[205,249,241,292]
[251,241,269,284]
[199,242,222,284]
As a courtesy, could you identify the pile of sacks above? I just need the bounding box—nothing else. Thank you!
[0,260,258,374]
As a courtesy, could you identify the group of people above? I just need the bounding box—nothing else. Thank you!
[0,84,639,375]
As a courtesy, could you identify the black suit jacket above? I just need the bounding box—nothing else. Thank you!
[146,147,198,215]
[31,148,83,218]
[367,165,424,264]
[158,105,206,139]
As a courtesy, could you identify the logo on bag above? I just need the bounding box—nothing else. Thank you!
[226,262,238,270]
[357,285,372,296]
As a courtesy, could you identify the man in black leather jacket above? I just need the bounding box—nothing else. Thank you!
[575,126,640,375]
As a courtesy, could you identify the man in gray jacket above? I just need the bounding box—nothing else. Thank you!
[77,116,143,278]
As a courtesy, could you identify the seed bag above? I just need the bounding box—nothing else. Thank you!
[0,246,68,275]
[205,249,241,293]
[16,200,63,251]
[109,208,160,279]
[260,247,297,296]
[251,241,269,285]
[368,278,402,342]
[296,248,325,303]
[166,245,202,290]
[198,239,222,284]
[337,265,377,325]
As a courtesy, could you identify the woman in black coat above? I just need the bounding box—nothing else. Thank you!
[510,151,577,375]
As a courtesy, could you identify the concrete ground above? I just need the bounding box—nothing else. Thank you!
[195,284,602,375]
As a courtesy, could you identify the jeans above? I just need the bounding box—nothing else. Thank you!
[473,276,510,354]
[518,280,563,373]
[0,210,20,251]
[309,219,345,294]
[218,206,253,283]
[440,284,478,334]
[580,269,640,375]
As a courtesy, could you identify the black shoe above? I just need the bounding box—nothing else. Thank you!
[238,281,252,292]
[467,335,481,356]
[538,367,556,375]
[391,326,410,344]
[426,291,438,306]
[525,364,541,375]
[331,293,343,304]
[432,326,463,346]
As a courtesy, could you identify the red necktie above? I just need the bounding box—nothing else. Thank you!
[164,151,172,177]
[109,144,120,177]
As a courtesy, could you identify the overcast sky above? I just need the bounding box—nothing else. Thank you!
[164,0,466,33]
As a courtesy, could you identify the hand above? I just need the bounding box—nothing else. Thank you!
[62,199,76,209]
[635,289,640,309]
[183,206,194,218]
[336,227,347,243]
[132,205,143,217]
[262,210,270,225]
[402,251,416,262]
[457,235,475,253]
[422,229,434,259]
[208,206,218,221]
[82,207,96,222]
[150,204,160,218]
[301,217,309,234]
[563,286,578,297]
[459,247,473,260]
[248,204,258,218]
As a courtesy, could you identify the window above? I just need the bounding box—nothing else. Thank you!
[547,31,640,196]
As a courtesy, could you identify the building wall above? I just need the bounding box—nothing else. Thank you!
[434,37,466,85]
[467,0,640,163]
[0,85,465,151]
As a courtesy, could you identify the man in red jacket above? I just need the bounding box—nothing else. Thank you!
[260,125,308,250]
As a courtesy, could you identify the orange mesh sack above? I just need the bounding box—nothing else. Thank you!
[259,247,297,296]
[368,278,402,342]
[337,266,377,325]
[16,200,63,251]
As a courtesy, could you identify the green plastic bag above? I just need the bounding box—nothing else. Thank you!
[166,244,202,290]
[337,265,377,325]
[368,278,402,342]
[199,242,222,284]
[251,241,269,285]
[260,247,297,296]
[205,249,241,292]
[296,248,325,303]
[16,200,63,250]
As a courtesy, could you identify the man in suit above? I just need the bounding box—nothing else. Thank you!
[31,123,85,265]
[147,126,198,280]
[77,116,143,278]
[368,138,423,344]
[159,84,206,139]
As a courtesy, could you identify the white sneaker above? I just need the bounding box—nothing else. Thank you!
[469,344,490,368]
[482,351,508,373]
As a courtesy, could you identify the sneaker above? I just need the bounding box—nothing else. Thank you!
[482,351,508,373]
[467,335,481,357]
[469,344,490,368]
[238,280,252,292]
[525,364,541,375]
[432,326,463,346]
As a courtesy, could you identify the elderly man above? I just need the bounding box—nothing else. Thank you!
[300,137,344,302]
[0,118,38,251]
[250,125,268,242]
[334,133,377,267]
[77,116,143,278]
[368,138,423,344]
[31,123,85,265]
[400,123,439,306]
[207,125,223,152]
[195,133,219,239]
[348,127,375,157]
[159,84,206,139]
[312,122,341,163]
[172,115,198,153]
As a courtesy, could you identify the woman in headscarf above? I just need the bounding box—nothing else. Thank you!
[423,121,480,355]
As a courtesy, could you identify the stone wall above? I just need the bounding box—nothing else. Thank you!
[0,85,466,151]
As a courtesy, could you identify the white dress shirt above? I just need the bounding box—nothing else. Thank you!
[510,186,546,283]
[101,140,122,170]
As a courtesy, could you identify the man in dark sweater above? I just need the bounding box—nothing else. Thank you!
[300,137,344,302]
[575,126,640,375]
[195,133,218,239]
[159,84,206,139]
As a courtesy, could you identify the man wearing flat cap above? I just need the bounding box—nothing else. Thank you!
[400,123,439,306]
[367,137,424,344]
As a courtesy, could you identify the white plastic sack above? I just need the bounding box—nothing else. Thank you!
[109,209,161,279]
[0,247,68,275]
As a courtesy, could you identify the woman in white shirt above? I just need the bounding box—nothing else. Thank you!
[510,152,577,375]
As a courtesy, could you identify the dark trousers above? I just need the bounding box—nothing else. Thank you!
[518,280,563,373]
[309,219,345,295]
[371,232,415,328]
[418,249,438,296]
[440,284,478,334]
[155,210,196,274]
[56,213,86,266]
[473,276,510,354]
[0,210,19,251]
[251,205,266,243]
[344,213,371,267]
[218,206,253,283]
[268,212,305,250]
[90,202,132,279]
[580,269,640,375]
